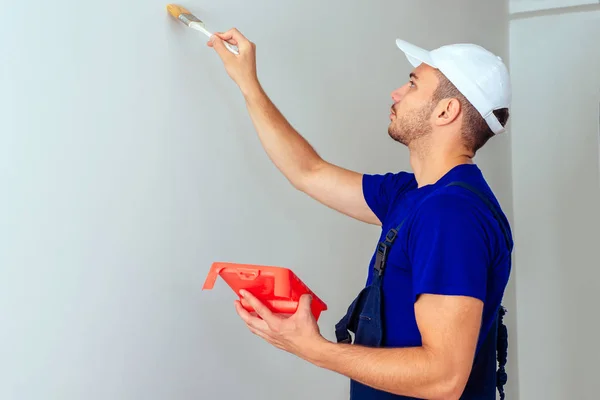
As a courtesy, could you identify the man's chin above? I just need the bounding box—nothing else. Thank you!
[388,129,408,146]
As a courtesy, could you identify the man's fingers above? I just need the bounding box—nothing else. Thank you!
[211,32,238,45]
[240,290,272,318]
[235,300,269,331]
[239,290,278,327]
[216,28,252,51]
[220,28,247,43]
[247,324,271,340]
[210,36,234,59]
[219,37,238,46]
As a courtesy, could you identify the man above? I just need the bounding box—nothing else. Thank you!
[207,29,513,400]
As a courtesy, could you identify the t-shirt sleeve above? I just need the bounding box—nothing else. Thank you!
[362,172,415,223]
[408,193,490,303]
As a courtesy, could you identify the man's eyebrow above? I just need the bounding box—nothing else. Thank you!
[410,72,419,80]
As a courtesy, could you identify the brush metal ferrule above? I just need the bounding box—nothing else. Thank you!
[178,13,202,26]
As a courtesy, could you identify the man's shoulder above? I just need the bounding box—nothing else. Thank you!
[422,173,504,214]
[411,180,513,249]
[363,170,416,188]
[362,170,418,213]
[411,188,483,224]
[445,166,507,214]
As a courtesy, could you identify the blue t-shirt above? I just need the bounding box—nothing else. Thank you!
[362,163,513,352]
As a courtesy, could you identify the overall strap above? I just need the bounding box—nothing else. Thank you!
[445,181,511,400]
[445,181,512,249]
[373,220,406,276]
[374,186,451,277]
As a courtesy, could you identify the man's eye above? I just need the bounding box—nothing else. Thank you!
[409,80,415,87]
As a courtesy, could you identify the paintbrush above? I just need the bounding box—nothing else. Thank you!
[166,4,239,55]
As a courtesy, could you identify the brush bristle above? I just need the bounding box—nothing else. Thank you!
[166,4,190,19]
[166,4,202,25]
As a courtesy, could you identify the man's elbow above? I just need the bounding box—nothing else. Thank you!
[387,367,468,399]
[430,371,469,400]
[291,158,325,192]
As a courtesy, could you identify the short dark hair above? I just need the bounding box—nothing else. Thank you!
[432,71,509,153]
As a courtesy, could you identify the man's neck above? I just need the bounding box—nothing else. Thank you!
[409,148,473,188]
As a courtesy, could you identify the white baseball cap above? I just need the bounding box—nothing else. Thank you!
[395,39,512,134]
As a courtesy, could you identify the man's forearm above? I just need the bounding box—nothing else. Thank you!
[241,81,322,188]
[307,340,462,400]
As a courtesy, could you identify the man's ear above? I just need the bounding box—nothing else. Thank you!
[434,98,462,127]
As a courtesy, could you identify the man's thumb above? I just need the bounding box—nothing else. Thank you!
[299,294,313,313]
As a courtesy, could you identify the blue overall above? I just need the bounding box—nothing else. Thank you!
[335,181,510,400]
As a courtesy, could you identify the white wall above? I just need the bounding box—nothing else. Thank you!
[510,8,600,400]
[510,0,599,14]
[0,1,512,399]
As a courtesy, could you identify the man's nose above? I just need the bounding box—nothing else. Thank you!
[391,84,409,103]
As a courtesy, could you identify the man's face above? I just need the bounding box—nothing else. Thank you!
[388,64,440,146]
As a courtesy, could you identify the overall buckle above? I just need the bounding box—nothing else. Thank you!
[385,228,398,243]
[374,242,389,276]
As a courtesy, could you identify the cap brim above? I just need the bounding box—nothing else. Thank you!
[395,39,436,69]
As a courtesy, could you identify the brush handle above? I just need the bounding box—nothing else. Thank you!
[191,22,239,55]
[222,41,240,55]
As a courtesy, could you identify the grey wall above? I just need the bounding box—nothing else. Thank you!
[0,1,512,399]
[510,7,600,400]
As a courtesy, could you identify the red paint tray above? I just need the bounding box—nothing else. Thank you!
[203,262,327,321]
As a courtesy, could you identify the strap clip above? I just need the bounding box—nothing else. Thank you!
[374,242,390,276]
[385,228,398,243]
